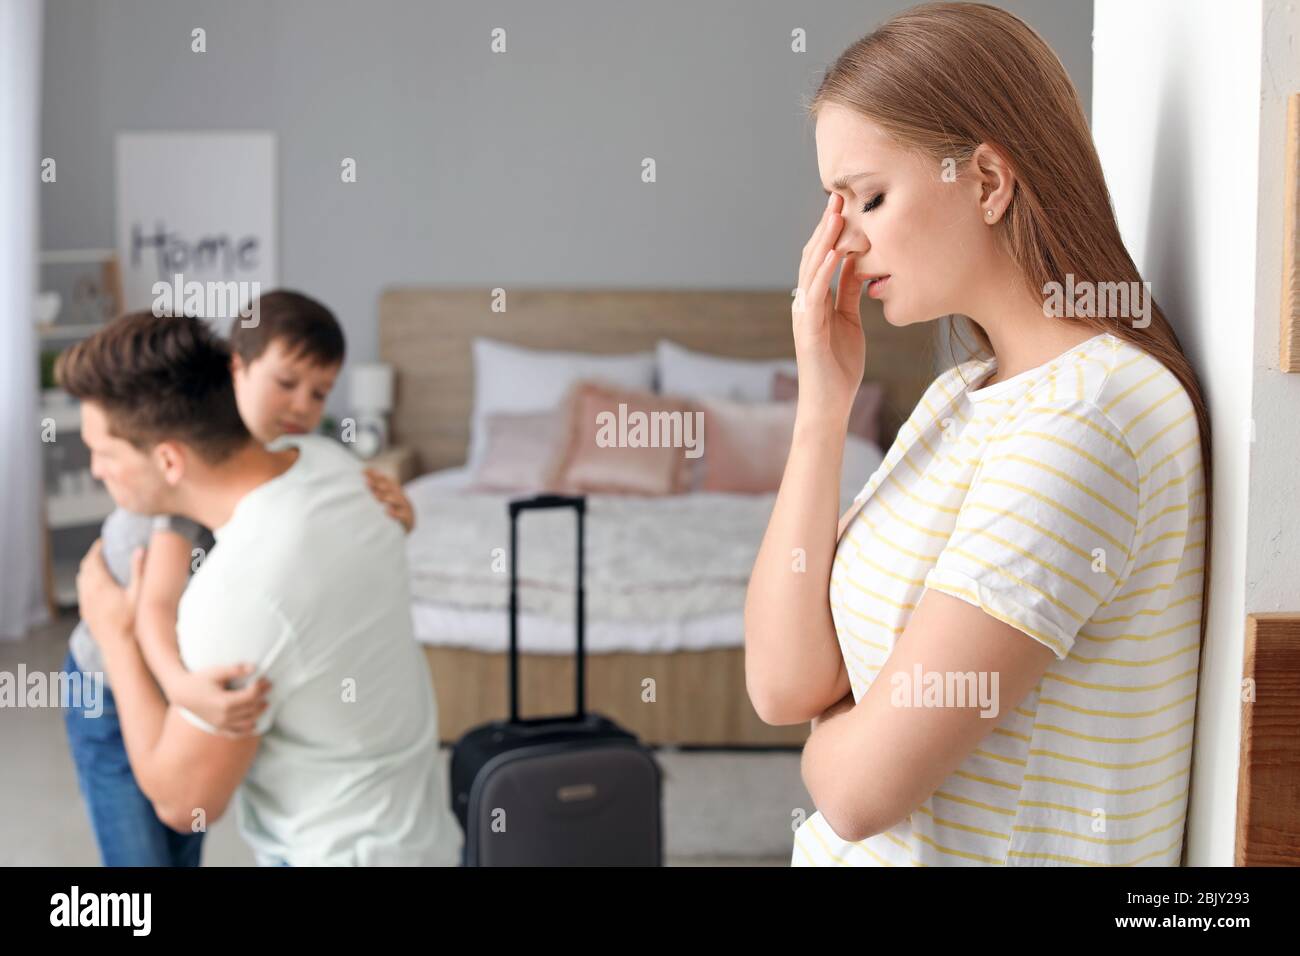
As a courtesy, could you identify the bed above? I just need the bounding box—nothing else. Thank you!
[379,288,939,745]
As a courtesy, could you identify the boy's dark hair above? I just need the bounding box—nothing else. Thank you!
[56,312,252,463]
[229,289,345,367]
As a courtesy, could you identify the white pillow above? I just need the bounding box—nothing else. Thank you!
[468,338,655,470]
[656,340,797,401]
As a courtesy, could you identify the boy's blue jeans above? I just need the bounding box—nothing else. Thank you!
[61,649,205,867]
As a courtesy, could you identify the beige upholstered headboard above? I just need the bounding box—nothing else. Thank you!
[378,288,940,476]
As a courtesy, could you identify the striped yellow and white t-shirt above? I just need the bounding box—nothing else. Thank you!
[792,331,1206,867]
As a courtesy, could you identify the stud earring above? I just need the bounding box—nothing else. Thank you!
[986,209,994,218]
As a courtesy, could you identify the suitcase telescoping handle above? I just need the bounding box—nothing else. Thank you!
[507,494,586,724]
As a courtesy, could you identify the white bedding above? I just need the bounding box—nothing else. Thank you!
[403,437,884,655]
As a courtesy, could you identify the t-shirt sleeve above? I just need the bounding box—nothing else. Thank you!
[923,399,1141,660]
[174,586,298,736]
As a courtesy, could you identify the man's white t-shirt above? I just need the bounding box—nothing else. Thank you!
[176,435,461,866]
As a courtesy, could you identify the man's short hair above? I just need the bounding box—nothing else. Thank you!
[56,312,252,463]
[229,289,345,367]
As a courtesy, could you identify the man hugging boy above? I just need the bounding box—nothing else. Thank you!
[61,291,427,866]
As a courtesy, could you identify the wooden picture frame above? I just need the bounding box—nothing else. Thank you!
[1236,611,1300,865]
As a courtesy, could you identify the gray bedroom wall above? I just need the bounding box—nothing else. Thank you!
[40,0,1093,414]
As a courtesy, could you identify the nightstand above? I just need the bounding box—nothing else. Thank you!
[363,446,417,483]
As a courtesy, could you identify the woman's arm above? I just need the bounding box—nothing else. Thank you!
[745,419,853,725]
[800,588,1056,843]
[744,191,866,726]
[810,686,856,732]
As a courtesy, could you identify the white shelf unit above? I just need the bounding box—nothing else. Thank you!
[39,393,103,532]
[39,395,80,432]
[37,249,122,612]
[40,248,116,265]
[38,322,106,342]
[50,561,79,608]
[46,488,115,530]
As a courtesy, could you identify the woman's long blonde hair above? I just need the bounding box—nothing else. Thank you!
[809,2,1213,656]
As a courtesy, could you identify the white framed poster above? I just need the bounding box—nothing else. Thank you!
[115,131,276,324]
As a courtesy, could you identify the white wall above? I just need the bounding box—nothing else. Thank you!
[1247,10,1300,620]
[39,0,1094,418]
[0,0,48,640]
[1093,0,1300,865]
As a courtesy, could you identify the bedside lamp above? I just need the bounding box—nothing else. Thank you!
[349,363,394,460]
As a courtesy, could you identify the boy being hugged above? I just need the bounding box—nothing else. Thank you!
[61,290,414,867]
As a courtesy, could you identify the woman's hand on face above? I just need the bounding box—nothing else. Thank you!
[792,192,868,428]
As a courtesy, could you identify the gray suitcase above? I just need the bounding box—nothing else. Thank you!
[449,494,663,866]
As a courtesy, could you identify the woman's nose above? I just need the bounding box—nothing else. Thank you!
[835,223,869,255]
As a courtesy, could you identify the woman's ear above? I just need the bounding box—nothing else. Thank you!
[230,352,245,378]
[970,142,1015,219]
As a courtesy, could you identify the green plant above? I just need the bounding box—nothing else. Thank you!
[39,351,60,391]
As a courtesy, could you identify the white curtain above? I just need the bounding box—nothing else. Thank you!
[0,0,49,639]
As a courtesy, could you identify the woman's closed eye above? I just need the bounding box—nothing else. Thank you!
[861,193,884,214]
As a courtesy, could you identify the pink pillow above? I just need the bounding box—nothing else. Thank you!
[772,371,885,446]
[552,382,698,496]
[698,398,797,494]
[470,408,567,492]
